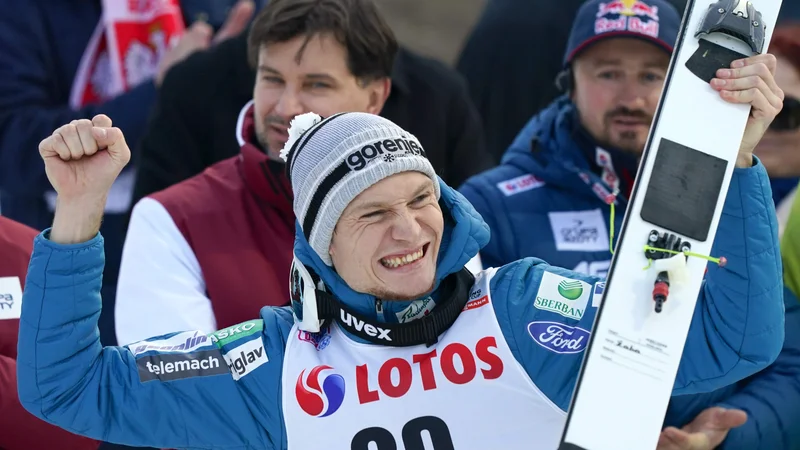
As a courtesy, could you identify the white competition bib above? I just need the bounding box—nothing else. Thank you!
[281,269,567,450]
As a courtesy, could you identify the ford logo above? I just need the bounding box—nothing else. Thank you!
[527,321,590,354]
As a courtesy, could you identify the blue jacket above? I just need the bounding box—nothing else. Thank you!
[17,178,783,449]
[459,96,796,448]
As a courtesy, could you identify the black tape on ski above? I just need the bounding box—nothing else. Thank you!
[558,444,588,450]
[685,38,749,83]
[639,138,727,242]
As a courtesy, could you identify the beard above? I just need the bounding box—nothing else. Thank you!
[598,106,653,154]
[367,279,436,302]
[254,114,290,160]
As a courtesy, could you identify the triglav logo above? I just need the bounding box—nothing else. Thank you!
[528,321,590,354]
[224,338,268,381]
[557,279,584,300]
[296,365,346,417]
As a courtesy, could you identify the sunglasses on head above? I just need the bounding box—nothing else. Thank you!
[771,97,800,131]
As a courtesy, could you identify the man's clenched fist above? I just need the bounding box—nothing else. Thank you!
[39,114,131,201]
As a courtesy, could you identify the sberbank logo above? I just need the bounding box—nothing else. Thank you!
[558,280,584,300]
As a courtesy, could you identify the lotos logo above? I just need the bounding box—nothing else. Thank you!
[296,365,346,417]
[496,174,545,196]
[356,336,503,404]
[558,280,584,300]
[528,321,590,354]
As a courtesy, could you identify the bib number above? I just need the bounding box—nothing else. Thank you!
[351,416,454,450]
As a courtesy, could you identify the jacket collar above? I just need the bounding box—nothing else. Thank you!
[236,100,295,223]
[292,179,490,326]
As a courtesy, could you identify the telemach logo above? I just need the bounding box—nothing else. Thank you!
[340,310,392,341]
[137,349,229,382]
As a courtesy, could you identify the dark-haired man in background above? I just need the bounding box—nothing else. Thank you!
[115,0,493,346]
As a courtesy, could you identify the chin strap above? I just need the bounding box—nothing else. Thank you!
[290,256,474,347]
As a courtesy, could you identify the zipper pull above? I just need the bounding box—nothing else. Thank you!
[375,298,384,316]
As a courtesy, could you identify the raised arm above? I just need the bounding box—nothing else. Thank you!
[16,115,276,448]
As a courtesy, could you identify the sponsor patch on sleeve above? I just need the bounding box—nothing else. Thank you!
[224,337,269,381]
[533,271,591,320]
[137,349,229,382]
[0,276,23,320]
[527,321,590,354]
[210,319,264,347]
[496,174,545,196]
[128,330,214,357]
[592,281,605,308]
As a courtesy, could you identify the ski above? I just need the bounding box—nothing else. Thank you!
[557,1,783,449]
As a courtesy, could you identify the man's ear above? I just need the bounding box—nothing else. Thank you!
[365,78,391,115]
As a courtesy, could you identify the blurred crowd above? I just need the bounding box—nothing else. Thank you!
[2,0,800,449]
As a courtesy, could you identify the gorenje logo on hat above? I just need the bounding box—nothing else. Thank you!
[346,136,425,171]
[595,0,660,38]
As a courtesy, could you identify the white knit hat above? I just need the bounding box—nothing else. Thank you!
[281,112,441,266]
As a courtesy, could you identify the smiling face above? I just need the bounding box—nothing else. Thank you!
[571,37,670,155]
[252,33,389,158]
[329,172,444,301]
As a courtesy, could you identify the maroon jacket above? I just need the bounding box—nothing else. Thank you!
[0,216,100,450]
[115,101,295,344]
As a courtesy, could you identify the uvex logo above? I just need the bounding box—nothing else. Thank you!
[340,310,392,341]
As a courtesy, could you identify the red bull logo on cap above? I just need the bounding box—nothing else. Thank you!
[595,0,660,38]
